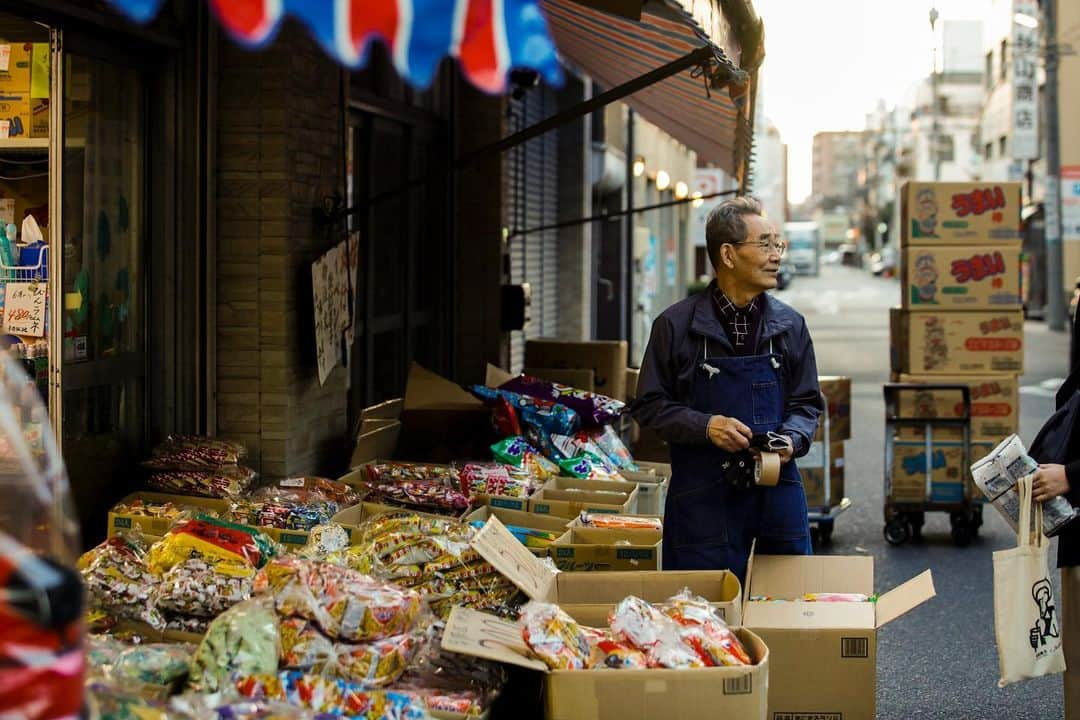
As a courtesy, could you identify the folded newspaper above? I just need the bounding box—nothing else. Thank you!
[971,434,1078,536]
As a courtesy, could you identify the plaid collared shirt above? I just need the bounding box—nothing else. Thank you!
[712,287,763,355]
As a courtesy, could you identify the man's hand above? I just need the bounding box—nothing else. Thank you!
[773,435,795,464]
[1032,464,1070,503]
[707,415,752,452]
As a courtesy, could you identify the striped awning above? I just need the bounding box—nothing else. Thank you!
[542,0,754,175]
[104,0,564,94]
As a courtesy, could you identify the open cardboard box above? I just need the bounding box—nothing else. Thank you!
[524,339,629,401]
[108,492,230,538]
[465,505,571,557]
[743,552,935,720]
[442,517,765,719]
[549,526,662,572]
[530,477,639,518]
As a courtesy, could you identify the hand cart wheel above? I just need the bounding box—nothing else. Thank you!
[884,516,911,545]
[817,518,835,545]
[950,510,977,547]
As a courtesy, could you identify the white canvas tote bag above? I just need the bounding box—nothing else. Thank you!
[993,475,1067,687]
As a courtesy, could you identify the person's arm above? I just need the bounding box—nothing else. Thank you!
[775,318,825,458]
[630,315,713,446]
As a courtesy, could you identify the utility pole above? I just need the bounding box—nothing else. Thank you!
[930,8,941,181]
[1044,0,1067,331]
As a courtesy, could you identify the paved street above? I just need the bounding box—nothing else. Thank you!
[775,264,1069,719]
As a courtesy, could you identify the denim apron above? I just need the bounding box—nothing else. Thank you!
[666,335,812,583]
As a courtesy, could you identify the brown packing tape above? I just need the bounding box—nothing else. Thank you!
[756,452,781,487]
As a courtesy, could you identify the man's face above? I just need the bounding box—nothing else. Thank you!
[724,214,781,292]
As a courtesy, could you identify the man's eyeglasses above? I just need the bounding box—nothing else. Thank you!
[729,235,788,255]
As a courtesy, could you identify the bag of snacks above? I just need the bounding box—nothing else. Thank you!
[279,617,420,687]
[153,435,247,464]
[609,596,703,669]
[459,462,539,499]
[112,642,195,689]
[588,425,639,471]
[147,465,257,498]
[79,536,165,630]
[579,513,662,531]
[234,671,430,719]
[188,598,281,693]
[146,515,277,575]
[519,601,593,670]
[662,590,751,667]
[255,557,422,643]
[491,436,559,479]
[500,374,625,427]
[154,558,255,618]
[469,385,580,436]
[557,453,624,481]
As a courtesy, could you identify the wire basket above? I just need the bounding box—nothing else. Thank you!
[0,245,47,283]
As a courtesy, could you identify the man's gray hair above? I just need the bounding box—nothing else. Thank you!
[705,196,764,270]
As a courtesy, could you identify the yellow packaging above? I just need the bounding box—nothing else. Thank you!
[903,246,1022,309]
[901,181,1022,245]
[890,308,1024,375]
[0,42,32,93]
[0,93,31,139]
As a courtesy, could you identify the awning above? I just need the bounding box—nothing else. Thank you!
[104,0,564,94]
[541,0,758,177]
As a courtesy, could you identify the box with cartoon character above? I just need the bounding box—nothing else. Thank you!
[890,308,1024,375]
[900,182,1022,246]
[902,246,1021,309]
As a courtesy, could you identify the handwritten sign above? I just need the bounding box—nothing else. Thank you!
[312,234,359,385]
[4,282,46,337]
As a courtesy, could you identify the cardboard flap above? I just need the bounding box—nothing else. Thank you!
[470,516,557,602]
[404,363,484,411]
[749,554,874,598]
[443,606,548,672]
[485,363,516,388]
[875,570,935,628]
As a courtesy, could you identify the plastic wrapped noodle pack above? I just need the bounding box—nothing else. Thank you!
[151,435,248,465]
[146,515,278,575]
[147,465,257,498]
[255,556,422,643]
[235,670,431,720]
[188,599,281,694]
[155,557,255,618]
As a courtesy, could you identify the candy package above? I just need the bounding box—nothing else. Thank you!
[279,617,420,687]
[188,598,280,693]
[152,435,247,464]
[255,557,422,643]
[147,465,257,498]
[588,425,639,471]
[552,435,621,475]
[79,536,165,630]
[590,638,648,670]
[85,681,169,720]
[272,476,361,506]
[235,671,430,719]
[490,395,523,438]
[168,694,330,720]
[230,497,339,531]
[364,462,460,487]
[519,601,593,670]
[398,620,506,700]
[578,513,662,531]
[469,385,580,436]
[799,593,874,603]
[459,462,539,499]
[662,590,751,667]
[112,642,195,688]
[491,436,560,480]
[154,557,255,618]
[609,596,703,669]
[146,515,277,575]
[361,478,470,517]
[500,374,625,427]
[300,524,353,560]
[109,498,212,525]
[557,453,625,482]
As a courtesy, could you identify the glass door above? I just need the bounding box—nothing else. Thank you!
[56,37,147,543]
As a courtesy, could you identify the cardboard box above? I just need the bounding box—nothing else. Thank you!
[331,500,451,526]
[0,42,32,93]
[360,397,403,421]
[890,308,1024,375]
[625,367,640,402]
[620,467,668,516]
[814,376,852,441]
[349,421,401,468]
[890,438,994,503]
[107,492,229,538]
[443,518,764,719]
[398,363,494,463]
[903,246,1022,309]
[0,93,31,139]
[744,554,935,720]
[523,366,595,393]
[464,505,570,557]
[530,477,639,518]
[895,373,1019,440]
[800,441,845,508]
[524,339,628,401]
[550,526,662,572]
[900,181,1022,245]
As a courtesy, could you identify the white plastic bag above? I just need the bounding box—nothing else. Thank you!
[993,475,1067,686]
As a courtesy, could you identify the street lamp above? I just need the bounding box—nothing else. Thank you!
[929,7,941,181]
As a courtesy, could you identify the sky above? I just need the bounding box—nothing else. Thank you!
[751,0,993,204]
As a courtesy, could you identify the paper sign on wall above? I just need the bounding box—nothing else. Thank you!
[312,234,359,385]
[4,282,46,337]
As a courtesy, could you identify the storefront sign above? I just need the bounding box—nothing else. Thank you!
[3,282,45,337]
[1062,167,1080,241]
[1012,0,1039,161]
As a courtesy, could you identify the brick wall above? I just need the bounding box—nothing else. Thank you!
[215,27,346,477]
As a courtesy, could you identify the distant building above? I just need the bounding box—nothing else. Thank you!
[812,131,862,208]
[751,120,788,230]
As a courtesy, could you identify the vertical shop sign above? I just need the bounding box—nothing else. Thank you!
[1061,167,1080,241]
[1012,0,1039,161]
[3,282,46,336]
[312,235,359,385]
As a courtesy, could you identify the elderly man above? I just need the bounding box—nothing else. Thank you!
[632,196,823,582]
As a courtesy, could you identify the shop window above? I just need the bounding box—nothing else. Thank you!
[1000,135,1008,157]
[936,134,955,163]
[986,141,994,160]
[1000,39,1008,81]
[985,50,993,88]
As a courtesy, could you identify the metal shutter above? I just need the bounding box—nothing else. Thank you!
[506,86,559,372]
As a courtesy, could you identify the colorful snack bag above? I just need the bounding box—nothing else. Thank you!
[147,465,257,498]
[300,524,352,560]
[279,617,419,687]
[590,638,648,670]
[588,425,639,471]
[491,395,523,438]
[234,671,430,719]
[146,515,277,575]
[557,453,624,481]
[662,589,751,667]
[79,536,166,630]
[459,463,538,498]
[578,513,662,531]
[469,385,580,436]
[272,476,361,506]
[155,558,255,618]
[491,436,559,479]
[500,374,625,427]
[365,462,460,487]
[799,593,873,602]
[255,557,422,643]
[153,435,247,463]
[112,642,194,688]
[519,601,593,670]
[188,598,281,693]
[469,521,560,549]
[609,596,703,669]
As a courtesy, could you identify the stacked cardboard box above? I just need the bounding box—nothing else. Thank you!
[801,376,851,508]
[890,181,1024,502]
